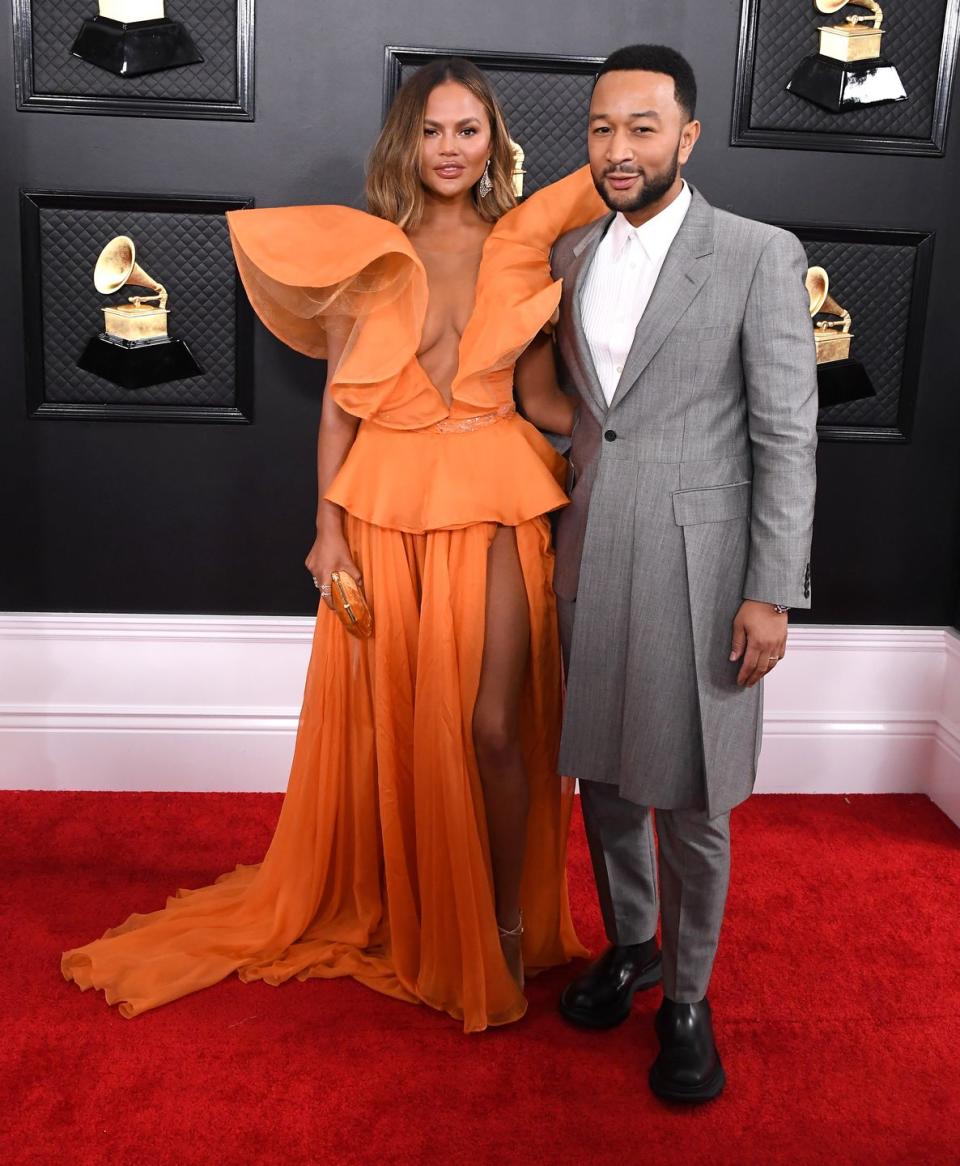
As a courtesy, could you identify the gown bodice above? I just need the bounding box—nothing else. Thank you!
[226,167,606,532]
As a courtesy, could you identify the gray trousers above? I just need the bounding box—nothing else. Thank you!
[559,598,731,1002]
[579,780,730,1002]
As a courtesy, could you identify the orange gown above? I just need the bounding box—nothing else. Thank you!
[61,167,607,1032]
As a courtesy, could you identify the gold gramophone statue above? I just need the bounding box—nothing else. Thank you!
[805,265,875,406]
[71,1,203,78]
[510,139,526,199]
[787,0,907,112]
[77,235,203,390]
[806,266,853,364]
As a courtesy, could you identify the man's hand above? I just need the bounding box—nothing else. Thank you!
[730,601,788,687]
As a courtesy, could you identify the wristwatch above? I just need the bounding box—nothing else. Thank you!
[772,604,790,615]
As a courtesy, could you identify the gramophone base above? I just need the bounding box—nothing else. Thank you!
[78,334,203,390]
[817,358,876,409]
[71,16,204,77]
[787,54,907,113]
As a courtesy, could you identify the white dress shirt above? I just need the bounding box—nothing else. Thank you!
[580,182,692,405]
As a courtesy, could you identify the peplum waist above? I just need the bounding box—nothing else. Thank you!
[324,409,569,533]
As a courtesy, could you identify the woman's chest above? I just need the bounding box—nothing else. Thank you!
[416,247,484,348]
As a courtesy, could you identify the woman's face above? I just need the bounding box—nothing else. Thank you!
[419,81,492,201]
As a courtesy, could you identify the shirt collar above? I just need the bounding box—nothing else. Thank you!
[607,181,692,263]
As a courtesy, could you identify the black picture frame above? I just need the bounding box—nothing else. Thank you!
[732,0,960,155]
[382,45,603,117]
[12,0,255,121]
[774,224,935,442]
[20,190,255,423]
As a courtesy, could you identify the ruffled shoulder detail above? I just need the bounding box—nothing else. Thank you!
[452,166,607,407]
[226,169,606,424]
[227,204,442,425]
[226,205,423,358]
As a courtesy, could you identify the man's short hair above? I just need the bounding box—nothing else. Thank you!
[595,44,697,121]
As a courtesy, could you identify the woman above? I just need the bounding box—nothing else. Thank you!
[62,59,606,1032]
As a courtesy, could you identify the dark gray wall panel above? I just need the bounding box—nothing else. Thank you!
[1,1,959,623]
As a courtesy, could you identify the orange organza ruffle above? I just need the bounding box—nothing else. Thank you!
[62,515,584,1031]
[225,166,607,427]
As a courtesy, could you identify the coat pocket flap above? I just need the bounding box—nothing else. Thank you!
[672,480,752,526]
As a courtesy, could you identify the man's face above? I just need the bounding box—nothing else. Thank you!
[587,69,700,215]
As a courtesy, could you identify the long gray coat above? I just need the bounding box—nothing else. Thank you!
[552,187,818,817]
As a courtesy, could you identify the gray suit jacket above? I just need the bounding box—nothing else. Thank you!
[552,186,818,816]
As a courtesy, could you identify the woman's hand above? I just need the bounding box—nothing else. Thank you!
[306,320,363,609]
[305,527,362,609]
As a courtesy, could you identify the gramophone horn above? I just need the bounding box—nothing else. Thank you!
[820,291,852,331]
[815,0,884,26]
[806,266,853,334]
[93,235,166,307]
[805,266,829,316]
[508,138,526,199]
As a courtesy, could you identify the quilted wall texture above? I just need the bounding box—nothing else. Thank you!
[398,62,594,194]
[748,0,948,138]
[796,235,920,428]
[36,207,240,409]
[30,0,239,103]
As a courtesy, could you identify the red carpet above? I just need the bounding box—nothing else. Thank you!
[2,792,958,1166]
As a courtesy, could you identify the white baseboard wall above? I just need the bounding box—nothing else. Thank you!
[1,614,958,825]
[930,632,960,825]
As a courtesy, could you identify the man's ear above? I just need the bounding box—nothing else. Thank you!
[679,120,701,164]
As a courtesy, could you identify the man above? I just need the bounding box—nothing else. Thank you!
[552,44,818,1102]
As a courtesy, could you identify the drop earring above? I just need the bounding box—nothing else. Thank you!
[478,160,492,198]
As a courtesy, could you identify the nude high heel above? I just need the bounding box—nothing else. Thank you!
[498,912,524,991]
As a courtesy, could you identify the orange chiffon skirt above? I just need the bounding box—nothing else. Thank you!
[62,511,585,1032]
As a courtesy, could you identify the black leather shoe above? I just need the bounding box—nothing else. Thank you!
[558,941,662,1029]
[649,997,725,1103]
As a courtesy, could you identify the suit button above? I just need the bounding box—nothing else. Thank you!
[604,430,617,442]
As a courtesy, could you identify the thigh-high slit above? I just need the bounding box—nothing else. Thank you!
[62,513,585,1032]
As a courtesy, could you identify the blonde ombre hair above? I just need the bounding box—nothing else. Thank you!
[366,58,517,229]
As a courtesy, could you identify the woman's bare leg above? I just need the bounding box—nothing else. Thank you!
[472,526,531,985]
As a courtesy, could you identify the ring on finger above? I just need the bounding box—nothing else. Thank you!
[320,583,332,599]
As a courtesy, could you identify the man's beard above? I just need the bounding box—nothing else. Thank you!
[593,146,680,214]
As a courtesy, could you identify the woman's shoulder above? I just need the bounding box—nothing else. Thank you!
[488,165,607,251]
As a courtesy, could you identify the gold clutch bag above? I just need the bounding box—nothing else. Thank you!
[330,570,373,639]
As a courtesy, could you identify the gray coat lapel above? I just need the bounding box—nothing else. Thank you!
[558,214,612,422]
[608,188,716,411]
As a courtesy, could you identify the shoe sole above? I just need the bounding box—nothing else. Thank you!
[648,1061,726,1104]
[558,960,663,1030]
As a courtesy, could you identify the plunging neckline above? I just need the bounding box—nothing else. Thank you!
[407,223,497,412]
